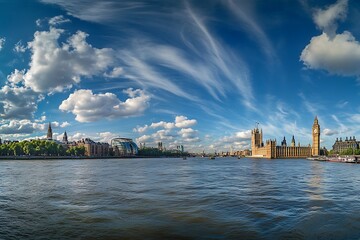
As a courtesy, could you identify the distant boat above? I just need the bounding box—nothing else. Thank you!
[237,156,241,159]
[209,156,215,160]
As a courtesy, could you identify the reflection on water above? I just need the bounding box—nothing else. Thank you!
[308,161,323,203]
[1,158,360,239]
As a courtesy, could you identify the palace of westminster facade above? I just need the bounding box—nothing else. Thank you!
[251,116,320,158]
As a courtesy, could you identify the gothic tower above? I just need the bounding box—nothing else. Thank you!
[312,116,320,156]
[291,135,295,147]
[251,127,262,150]
[62,131,68,143]
[47,122,53,140]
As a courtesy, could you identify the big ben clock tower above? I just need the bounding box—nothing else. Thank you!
[312,116,320,156]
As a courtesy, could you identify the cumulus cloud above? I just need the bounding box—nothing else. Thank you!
[235,130,252,139]
[150,121,175,129]
[323,128,339,136]
[59,88,150,122]
[134,115,200,147]
[300,0,360,77]
[133,124,149,133]
[13,41,27,53]
[68,132,87,141]
[175,115,197,128]
[134,115,197,133]
[313,0,347,38]
[65,131,120,143]
[178,128,200,142]
[60,121,71,128]
[0,37,5,51]
[152,129,176,141]
[221,130,251,144]
[48,15,71,26]
[0,84,43,119]
[97,131,118,143]
[7,69,26,85]
[136,135,152,143]
[0,119,66,135]
[23,27,117,93]
[301,32,360,76]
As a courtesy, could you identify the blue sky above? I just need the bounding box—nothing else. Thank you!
[1,0,360,153]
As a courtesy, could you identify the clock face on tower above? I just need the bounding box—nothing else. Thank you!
[314,129,317,134]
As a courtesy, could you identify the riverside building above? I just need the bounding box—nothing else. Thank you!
[251,116,320,158]
[111,138,138,156]
[332,136,359,153]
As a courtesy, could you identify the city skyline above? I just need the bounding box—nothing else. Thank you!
[1,0,360,152]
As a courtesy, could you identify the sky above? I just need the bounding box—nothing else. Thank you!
[1,0,360,153]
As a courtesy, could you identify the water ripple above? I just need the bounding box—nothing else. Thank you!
[1,158,360,239]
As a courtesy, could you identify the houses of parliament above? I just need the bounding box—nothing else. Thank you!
[251,116,320,158]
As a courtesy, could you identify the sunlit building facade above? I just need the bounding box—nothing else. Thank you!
[251,116,320,158]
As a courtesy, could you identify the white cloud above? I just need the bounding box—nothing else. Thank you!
[35,115,46,122]
[48,15,71,26]
[7,69,25,85]
[133,124,149,133]
[40,1,255,110]
[97,131,118,143]
[349,114,360,123]
[39,1,147,23]
[175,115,197,128]
[152,129,176,141]
[59,88,150,122]
[0,37,5,51]
[150,121,175,129]
[13,41,27,53]
[178,128,200,142]
[24,27,117,93]
[135,115,196,134]
[36,19,42,27]
[134,115,200,148]
[313,0,348,38]
[235,130,251,139]
[226,0,276,61]
[104,67,123,78]
[0,84,43,119]
[323,128,339,136]
[60,121,71,128]
[336,100,348,108]
[301,32,360,76]
[178,128,196,138]
[136,134,152,143]
[68,132,87,141]
[300,0,360,77]
[0,119,58,135]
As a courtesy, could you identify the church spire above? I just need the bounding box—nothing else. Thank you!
[291,135,295,147]
[62,131,68,143]
[47,122,53,140]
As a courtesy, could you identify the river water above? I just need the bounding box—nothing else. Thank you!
[1,157,360,239]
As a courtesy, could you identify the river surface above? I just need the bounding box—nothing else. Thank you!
[1,157,360,239]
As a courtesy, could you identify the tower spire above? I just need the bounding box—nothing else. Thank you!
[63,131,68,143]
[47,122,53,140]
[291,135,295,147]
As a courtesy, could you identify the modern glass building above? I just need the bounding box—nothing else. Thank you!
[111,138,139,156]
